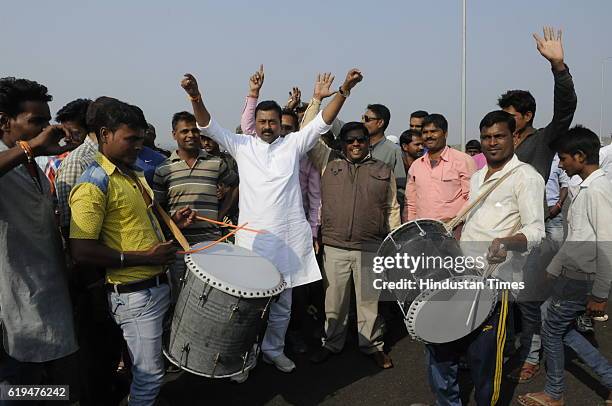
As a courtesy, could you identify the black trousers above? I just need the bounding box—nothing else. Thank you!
[426,290,510,406]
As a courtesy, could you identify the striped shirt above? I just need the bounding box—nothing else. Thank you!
[152,149,237,244]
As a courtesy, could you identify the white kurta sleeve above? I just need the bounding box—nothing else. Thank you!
[198,118,248,158]
[286,111,332,157]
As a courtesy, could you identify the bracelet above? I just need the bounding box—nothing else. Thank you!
[17,140,34,163]
[554,202,562,210]
[119,251,125,268]
[187,93,202,103]
[338,86,350,98]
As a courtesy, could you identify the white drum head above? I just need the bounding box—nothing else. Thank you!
[406,275,498,344]
[184,242,285,298]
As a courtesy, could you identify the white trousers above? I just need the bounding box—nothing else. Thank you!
[261,288,293,358]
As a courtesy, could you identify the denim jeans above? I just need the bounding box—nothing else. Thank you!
[542,275,612,399]
[108,283,170,406]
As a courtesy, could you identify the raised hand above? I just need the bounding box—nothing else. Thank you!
[181,73,201,98]
[29,125,77,157]
[286,87,301,110]
[341,68,363,92]
[248,64,265,97]
[533,26,564,69]
[313,73,335,101]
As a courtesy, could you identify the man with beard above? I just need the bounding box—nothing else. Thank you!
[307,121,400,369]
[404,113,476,222]
[181,67,363,376]
[416,110,545,406]
[399,128,424,174]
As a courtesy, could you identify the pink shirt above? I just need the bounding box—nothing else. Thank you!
[404,146,476,222]
[240,96,321,235]
[472,152,487,170]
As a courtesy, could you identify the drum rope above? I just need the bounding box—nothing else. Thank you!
[195,215,265,234]
[177,223,250,254]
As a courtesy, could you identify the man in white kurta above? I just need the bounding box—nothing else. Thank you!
[180,69,363,373]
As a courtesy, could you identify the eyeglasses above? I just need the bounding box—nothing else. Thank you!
[343,136,369,144]
[362,115,381,123]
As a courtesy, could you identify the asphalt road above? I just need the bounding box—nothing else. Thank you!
[156,303,611,406]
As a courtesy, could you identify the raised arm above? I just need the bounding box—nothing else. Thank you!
[240,65,264,135]
[533,26,577,144]
[181,73,244,157]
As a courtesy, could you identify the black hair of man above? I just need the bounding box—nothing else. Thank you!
[410,110,429,119]
[0,77,52,118]
[497,90,537,125]
[255,100,282,121]
[553,125,601,165]
[55,98,92,129]
[339,121,369,140]
[367,104,391,131]
[399,129,422,146]
[465,139,482,150]
[479,110,516,134]
[422,114,448,132]
[86,97,148,139]
[172,111,196,131]
[281,108,299,128]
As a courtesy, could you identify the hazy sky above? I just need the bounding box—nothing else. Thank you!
[3,0,612,149]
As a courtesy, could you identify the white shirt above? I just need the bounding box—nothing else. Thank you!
[599,144,612,182]
[461,155,545,282]
[547,169,612,299]
[200,112,331,288]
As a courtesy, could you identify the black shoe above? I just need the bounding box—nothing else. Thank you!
[310,347,333,364]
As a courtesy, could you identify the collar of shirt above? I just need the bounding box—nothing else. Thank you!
[95,152,142,176]
[420,146,450,165]
[370,136,386,150]
[169,149,211,162]
[579,168,606,188]
[475,154,523,186]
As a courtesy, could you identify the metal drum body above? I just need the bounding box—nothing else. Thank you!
[378,219,497,344]
[165,242,285,378]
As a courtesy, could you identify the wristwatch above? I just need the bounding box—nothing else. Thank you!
[338,86,350,98]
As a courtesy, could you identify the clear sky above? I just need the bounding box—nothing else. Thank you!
[3,0,612,149]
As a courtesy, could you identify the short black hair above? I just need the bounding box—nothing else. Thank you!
[55,98,92,129]
[172,111,196,131]
[281,108,299,130]
[86,96,147,138]
[479,110,516,134]
[554,125,601,165]
[410,110,429,119]
[399,129,422,146]
[497,90,536,124]
[422,114,448,132]
[465,139,481,150]
[255,100,282,121]
[0,77,52,117]
[339,122,369,140]
[367,104,391,131]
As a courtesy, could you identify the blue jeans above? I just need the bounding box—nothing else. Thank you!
[109,283,170,406]
[542,275,612,399]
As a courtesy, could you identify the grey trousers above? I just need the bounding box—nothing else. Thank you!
[321,245,384,354]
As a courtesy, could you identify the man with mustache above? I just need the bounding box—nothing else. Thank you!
[399,128,424,174]
[307,121,401,369]
[403,113,476,223]
[181,68,363,376]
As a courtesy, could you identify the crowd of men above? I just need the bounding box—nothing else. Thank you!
[0,26,611,406]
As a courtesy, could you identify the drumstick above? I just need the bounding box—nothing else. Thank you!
[465,221,521,327]
[178,222,249,255]
[154,202,191,252]
[194,215,266,234]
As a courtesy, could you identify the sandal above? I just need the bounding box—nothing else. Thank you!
[517,392,564,406]
[507,362,541,383]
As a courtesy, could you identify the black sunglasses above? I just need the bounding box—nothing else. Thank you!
[343,136,369,144]
[362,115,381,123]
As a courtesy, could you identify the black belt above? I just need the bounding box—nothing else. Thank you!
[107,273,168,294]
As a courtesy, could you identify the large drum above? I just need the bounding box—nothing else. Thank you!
[377,219,497,344]
[164,242,285,378]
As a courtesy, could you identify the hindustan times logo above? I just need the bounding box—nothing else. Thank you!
[372,253,486,274]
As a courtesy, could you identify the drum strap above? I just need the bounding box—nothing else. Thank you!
[445,164,525,231]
